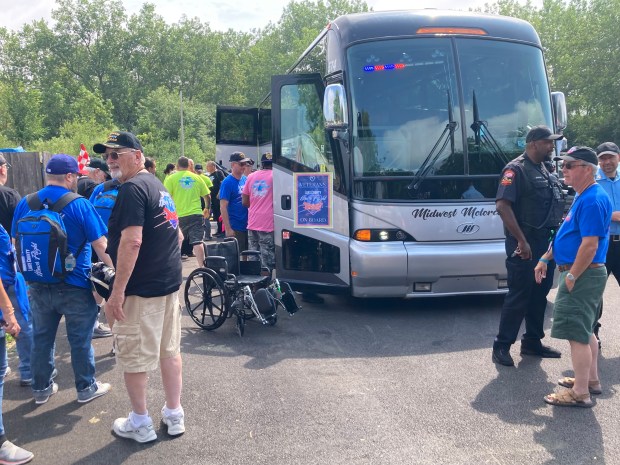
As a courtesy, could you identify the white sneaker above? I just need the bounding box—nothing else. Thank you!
[0,440,34,464]
[113,417,157,443]
[161,407,185,436]
[77,381,111,403]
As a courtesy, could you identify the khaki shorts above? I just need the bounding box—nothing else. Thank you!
[113,291,181,373]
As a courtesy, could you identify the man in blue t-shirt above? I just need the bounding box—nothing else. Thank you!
[535,147,612,409]
[219,152,249,251]
[11,154,113,405]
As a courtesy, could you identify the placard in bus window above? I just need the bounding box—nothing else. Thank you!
[293,173,333,228]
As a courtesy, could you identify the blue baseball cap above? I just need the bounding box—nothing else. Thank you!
[46,154,79,174]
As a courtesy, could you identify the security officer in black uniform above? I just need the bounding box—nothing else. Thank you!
[492,126,566,366]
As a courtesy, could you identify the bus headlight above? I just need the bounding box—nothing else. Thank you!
[353,229,413,242]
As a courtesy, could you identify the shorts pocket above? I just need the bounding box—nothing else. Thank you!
[113,323,140,361]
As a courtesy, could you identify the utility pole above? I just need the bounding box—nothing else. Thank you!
[180,90,185,157]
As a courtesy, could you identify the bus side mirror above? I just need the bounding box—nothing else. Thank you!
[551,91,567,132]
[323,83,348,130]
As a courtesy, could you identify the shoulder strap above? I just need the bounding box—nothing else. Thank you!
[101,179,120,193]
[25,193,44,211]
[49,192,81,213]
[49,192,87,260]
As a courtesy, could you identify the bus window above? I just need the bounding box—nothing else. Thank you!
[348,38,461,178]
[280,83,334,173]
[217,110,257,145]
[458,39,552,175]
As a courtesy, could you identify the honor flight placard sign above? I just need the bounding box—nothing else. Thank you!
[294,173,333,228]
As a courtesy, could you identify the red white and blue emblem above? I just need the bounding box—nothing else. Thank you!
[155,191,179,229]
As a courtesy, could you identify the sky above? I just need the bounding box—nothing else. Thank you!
[0,0,541,32]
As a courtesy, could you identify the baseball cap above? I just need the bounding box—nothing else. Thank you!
[525,125,564,143]
[555,146,598,165]
[46,154,79,175]
[87,158,110,173]
[93,131,143,154]
[229,152,252,163]
[596,142,620,157]
[195,164,203,170]
[0,154,10,168]
[261,152,273,164]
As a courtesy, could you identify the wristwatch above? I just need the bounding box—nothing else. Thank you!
[566,272,576,281]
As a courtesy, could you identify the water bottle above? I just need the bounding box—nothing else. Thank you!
[65,253,76,272]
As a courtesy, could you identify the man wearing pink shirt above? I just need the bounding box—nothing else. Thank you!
[242,153,274,270]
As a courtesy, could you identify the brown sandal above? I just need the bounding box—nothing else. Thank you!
[558,377,602,395]
[544,388,593,408]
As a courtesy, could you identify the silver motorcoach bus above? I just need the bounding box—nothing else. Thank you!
[218,9,567,298]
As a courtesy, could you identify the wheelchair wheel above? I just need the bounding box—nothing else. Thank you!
[184,267,229,330]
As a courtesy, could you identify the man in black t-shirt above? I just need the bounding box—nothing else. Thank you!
[96,130,185,443]
[0,155,20,233]
[206,160,225,235]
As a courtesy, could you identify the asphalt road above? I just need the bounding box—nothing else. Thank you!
[4,260,620,465]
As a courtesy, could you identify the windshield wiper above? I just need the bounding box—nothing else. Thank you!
[470,91,510,166]
[408,91,457,191]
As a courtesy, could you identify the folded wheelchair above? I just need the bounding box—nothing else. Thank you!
[183,238,300,336]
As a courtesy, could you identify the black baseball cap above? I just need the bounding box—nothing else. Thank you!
[261,152,273,164]
[229,152,251,163]
[93,131,143,154]
[555,146,598,165]
[596,142,620,157]
[87,158,110,173]
[0,154,10,167]
[525,125,564,143]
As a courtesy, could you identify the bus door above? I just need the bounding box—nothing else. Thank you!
[271,74,351,293]
[215,106,261,168]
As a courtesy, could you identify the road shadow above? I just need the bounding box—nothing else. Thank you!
[472,351,619,464]
[179,292,560,370]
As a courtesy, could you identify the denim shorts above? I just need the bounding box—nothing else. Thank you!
[113,291,181,373]
[551,267,608,344]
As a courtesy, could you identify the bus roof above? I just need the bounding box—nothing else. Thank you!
[329,9,542,48]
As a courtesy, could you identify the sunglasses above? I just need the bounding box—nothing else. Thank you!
[561,161,589,170]
[103,149,135,161]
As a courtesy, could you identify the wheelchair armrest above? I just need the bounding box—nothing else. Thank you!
[205,255,229,280]
[240,250,261,260]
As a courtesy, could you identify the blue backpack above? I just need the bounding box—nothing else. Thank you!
[15,192,85,283]
[92,179,120,225]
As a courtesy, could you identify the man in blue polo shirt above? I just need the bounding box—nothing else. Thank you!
[535,147,611,408]
[12,154,113,405]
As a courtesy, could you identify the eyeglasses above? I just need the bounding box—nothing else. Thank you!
[562,161,589,170]
[103,149,135,161]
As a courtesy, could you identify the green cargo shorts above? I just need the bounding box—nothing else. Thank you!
[551,266,608,344]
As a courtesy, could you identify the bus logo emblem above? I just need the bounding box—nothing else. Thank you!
[457,223,479,235]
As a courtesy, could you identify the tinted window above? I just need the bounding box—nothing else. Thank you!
[347,38,554,201]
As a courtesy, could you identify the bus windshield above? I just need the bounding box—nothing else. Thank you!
[347,38,553,201]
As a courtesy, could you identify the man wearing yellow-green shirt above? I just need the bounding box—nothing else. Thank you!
[195,164,214,240]
[164,156,210,267]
